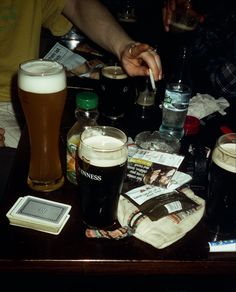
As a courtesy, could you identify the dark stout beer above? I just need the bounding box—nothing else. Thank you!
[206,136,236,236]
[77,127,128,228]
[99,65,134,128]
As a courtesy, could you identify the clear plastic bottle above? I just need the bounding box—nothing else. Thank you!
[66,91,99,185]
[159,46,192,140]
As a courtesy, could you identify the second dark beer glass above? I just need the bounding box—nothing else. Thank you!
[77,126,128,228]
[206,133,236,239]
[99,65,134,128]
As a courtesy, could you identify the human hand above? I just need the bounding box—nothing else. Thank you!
[0,128,5,147]
[120,42,162,81]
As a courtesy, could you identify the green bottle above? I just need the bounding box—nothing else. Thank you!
[66,91,99,185]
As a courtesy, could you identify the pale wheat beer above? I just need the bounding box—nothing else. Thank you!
[77,126,128,228]
[206,133,236,237]
[18,59,67,192]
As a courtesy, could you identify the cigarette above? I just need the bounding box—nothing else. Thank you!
[149,68,156,92]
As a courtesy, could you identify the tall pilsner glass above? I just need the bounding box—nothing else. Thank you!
[18,59,67,192]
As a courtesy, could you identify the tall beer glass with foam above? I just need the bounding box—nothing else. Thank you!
[77,126,128,228]
[206,133,236,239]
[18,59,67,192]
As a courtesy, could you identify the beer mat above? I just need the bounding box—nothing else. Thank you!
[6,196,71,235]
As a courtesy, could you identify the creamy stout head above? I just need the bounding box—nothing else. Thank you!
[212,143,236,174]
[79,127,128,167]
[101,65,128,80]
[18,59,66,93]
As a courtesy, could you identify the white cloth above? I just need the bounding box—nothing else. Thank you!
[187,93,230,120]
[0,102,21,148]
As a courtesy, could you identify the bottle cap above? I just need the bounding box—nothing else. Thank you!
[76,91,98,110]
[184,115,200,135]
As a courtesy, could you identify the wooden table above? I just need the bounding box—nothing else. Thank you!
[0,86,235,291]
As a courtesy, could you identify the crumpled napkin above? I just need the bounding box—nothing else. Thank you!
[187,93,230,119]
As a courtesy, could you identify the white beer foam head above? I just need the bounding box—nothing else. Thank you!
[102,66,127,80]
[80,135,127,167]
[18,60,66,93]
[213,143,236,173]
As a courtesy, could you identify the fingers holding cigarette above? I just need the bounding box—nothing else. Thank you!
[125,42,162,80]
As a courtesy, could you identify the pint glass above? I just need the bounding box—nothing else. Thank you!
[169,0,200,33]
[77,126,128,228]
[206,133,236,238]
[18,59,67,192]
[99,65,134,127]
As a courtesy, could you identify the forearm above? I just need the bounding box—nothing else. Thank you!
[63,0,134,60]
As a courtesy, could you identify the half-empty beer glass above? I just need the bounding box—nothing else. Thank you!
[18,59,67,192]
[77,126,128,228]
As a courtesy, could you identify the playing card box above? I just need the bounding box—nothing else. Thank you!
[6,196,72,235]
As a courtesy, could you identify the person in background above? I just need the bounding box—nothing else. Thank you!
[162,0,236,106]
[0,0,162,148]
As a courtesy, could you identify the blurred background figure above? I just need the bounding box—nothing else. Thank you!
[162,0,236,107]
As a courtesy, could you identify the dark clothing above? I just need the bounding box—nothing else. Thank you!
[191,6,236,102]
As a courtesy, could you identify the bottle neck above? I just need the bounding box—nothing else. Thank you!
[168,46,192,89]
[75,108,99,121]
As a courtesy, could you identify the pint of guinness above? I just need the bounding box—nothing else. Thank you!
[99,65,135,129]
[18,59,67,192]
[77,126,128,228]
[206,133,236,237]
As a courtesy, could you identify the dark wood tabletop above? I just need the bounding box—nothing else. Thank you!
[0,81,235,291]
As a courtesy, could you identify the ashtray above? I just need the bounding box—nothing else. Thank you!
[134,131,180,154]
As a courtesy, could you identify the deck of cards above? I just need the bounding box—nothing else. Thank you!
[6,196,72,235]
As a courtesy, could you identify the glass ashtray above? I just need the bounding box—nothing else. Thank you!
[134,131,180,154]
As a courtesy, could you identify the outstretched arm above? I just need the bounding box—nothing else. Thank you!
[62,0,162,80]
